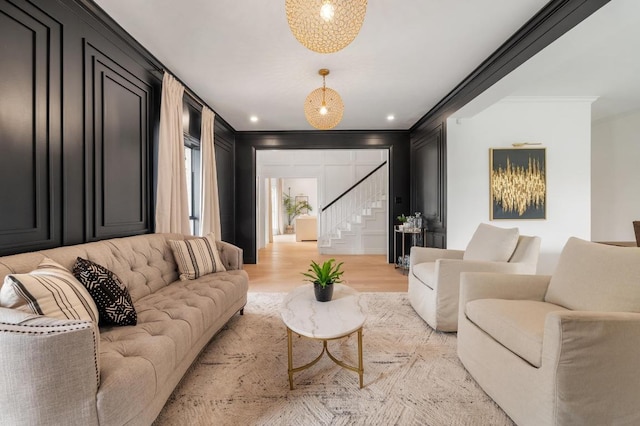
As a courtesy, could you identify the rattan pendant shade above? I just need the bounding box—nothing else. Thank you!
[304,69,343,130]
[285,0,368,54]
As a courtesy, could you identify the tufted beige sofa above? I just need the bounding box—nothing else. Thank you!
[0,233,248,426]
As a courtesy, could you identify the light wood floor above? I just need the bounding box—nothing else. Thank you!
[244,238,408,293]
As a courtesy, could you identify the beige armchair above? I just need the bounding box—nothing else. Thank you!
[457,237,640,426]
[408,223,540,331]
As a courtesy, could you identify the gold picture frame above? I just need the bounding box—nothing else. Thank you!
[490,147,546,220]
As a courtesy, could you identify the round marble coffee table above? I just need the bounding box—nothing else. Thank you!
[281,283,367,389]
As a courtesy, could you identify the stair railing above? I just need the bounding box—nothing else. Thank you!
[318,161,387,246]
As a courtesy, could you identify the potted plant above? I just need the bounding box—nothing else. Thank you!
[302,258,344,302]
[283,188,313,234]
[396,214,408,229]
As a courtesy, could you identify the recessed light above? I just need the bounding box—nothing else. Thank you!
[250,116,259,123]
[387,115,395,121]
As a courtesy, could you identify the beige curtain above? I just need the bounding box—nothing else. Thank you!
[199,106,222,239]
[155,72,190,235]
[276,179,284,235]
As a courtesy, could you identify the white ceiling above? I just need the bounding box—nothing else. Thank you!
[452,0,640,122]
[93,0,549,131]
[93,1,639,131]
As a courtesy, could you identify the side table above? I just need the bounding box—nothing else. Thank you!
[394,226,427,272]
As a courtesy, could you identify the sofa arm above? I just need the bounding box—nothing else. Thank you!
[426,261,536,329]
[216,240,244,270]
[459,272,551,305]
[542,311,640,424]
[0,308,100,425]
[409,247,464,269]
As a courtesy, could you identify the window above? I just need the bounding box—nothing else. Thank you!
[184,138,201,235]
[183,101,201,235]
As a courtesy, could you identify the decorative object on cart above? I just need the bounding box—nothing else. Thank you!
[397,213,424,231]
[285,0,368,54]
[397,255,410,269]
[412,212,423,229]
[411,212,424,246]
[283,188,313,234]
[490,147,546,220]
[396,214,408,228]
[406,215,416,230]
[302,258,344,302]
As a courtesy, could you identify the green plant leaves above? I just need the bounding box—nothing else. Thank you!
[283,193,313,225]
[301,258,344,288]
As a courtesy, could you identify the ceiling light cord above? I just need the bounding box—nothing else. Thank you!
[321,74,327,113]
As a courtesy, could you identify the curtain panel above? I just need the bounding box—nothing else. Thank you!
[199,106,222,239]
[277,179,284,235]
[155,72,190,235]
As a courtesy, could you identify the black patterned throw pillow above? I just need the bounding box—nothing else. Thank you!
[72,257,137,326]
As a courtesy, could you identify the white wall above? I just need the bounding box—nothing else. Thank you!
[258,149,388,206]
[282,178,318,220]
[447,97,593,274]
[591,108,640,241]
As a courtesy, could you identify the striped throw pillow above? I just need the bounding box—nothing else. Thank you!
[169,233,226,280]
[0,257,99,322]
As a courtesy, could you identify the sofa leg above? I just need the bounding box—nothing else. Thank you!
[239,308,244,315]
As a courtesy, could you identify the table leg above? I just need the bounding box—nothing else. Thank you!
[401,231,407,272]
[357,328,364,389]
[287,327,294,390]
[394,230,397,267]
[287,327,364,390]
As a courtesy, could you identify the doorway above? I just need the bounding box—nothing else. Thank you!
[255,149,389,263]
[257,177,319,252]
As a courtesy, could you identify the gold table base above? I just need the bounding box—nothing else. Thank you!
[286,327,364,390]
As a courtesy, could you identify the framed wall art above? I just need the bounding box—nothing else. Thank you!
[490,147,546,220]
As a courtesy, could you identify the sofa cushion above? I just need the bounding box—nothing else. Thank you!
[465,299,568,367]
[169,233,226,280]
[545,237,640,312]
[0,257,98,322]
[463,223,520,262]
[412,262,436,290]
[73,257,137,326]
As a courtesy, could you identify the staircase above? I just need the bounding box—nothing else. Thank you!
[318,162,387,255]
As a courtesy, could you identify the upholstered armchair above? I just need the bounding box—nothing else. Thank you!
[408,223,540,331]
[457,237,640,426]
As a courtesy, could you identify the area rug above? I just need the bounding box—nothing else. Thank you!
[154,292,514,426]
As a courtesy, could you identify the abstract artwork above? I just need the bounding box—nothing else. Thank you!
[490,148,546,220]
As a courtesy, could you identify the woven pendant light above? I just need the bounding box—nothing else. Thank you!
[286,0,368,54]
[304,69,344,130]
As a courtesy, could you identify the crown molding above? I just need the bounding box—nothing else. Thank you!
[410,0,610,133]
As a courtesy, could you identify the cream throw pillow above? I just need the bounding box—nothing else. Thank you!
[0,257,99,322]
[169,233,226,280]
[463,223,520,262]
